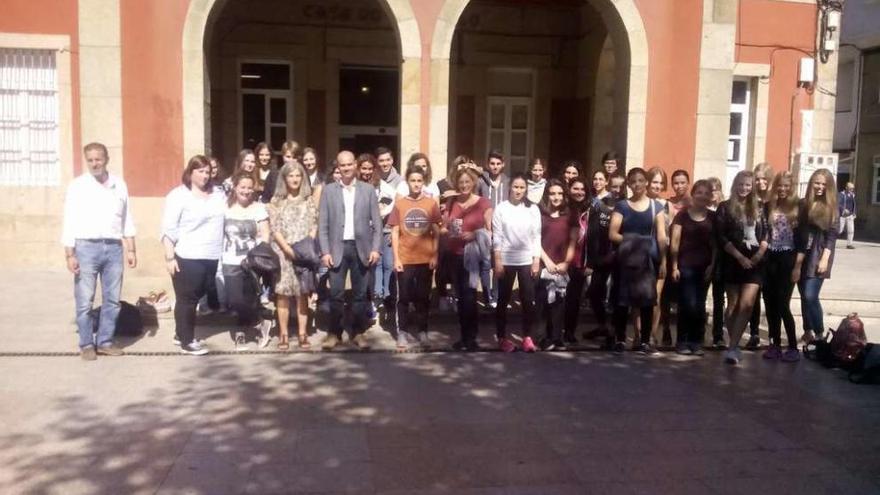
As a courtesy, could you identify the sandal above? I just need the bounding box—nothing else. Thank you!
[298,334,311,349]
[277,335,290,351]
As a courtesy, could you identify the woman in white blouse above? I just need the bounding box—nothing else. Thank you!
[491,173,542,353]
[161,155,227,355]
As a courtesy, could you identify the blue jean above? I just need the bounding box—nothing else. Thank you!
[74,239,124,349]
[677,267,709,345]
[798,277,825,336]
[373,233,395,301]
[480,260,496,305]
[328,241,371,337]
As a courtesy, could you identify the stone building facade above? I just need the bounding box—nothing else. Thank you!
[0,0,838,273]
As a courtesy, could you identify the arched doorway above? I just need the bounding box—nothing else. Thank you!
[182,0,417,171]
[438,0,647,175]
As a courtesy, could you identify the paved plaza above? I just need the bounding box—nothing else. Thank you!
[1,240,879,494]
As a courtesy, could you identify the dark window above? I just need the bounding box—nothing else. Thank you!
[240,63,290,90]
[241,93,265,149]
[339,66,398,126]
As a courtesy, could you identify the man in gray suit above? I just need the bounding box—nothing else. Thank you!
[319,150,382,349]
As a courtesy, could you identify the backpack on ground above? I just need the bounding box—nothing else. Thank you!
[803,333,836,367]
[89,301,144,337]
[849,343,880,384]
[829,313,867,367]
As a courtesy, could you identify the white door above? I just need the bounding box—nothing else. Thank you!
[487,97,531,174]
[238,61,293,151]
[726,78,751,189]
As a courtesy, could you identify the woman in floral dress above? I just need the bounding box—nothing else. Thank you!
[268,162,317,349]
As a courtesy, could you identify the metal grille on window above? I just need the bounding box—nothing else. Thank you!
[0,48,60,186]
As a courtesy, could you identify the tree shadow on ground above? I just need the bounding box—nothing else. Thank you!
[1,344,880,494]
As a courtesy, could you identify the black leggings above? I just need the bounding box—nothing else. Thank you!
[396,264,432,334]
[172,257,218,345]
[222,264,260,327]
[763,250,798,348]
[564,267,587,336]
[586,267,611,327]
[450,255,479,344]
[711,262,725,342]
[612,305,653,345]
[496,265,536,339]
[749,289,762,337]
[536,278,566,342]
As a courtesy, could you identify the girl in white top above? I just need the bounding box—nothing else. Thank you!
[160,155,227,355]
[222,172,271,350]
[491,173,542,352]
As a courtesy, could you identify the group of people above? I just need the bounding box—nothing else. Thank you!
[64,141,845,365]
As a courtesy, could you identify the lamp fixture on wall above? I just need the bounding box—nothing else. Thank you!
[818,0,844,63]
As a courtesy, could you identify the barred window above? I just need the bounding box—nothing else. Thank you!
[0,48,59,186]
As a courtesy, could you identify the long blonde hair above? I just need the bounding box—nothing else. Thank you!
[707,176,724,207]
[752,162,775,202]
[767,171,799,226]
[729,170,759,223]
[804,168,837,229]
[272,162,312,205]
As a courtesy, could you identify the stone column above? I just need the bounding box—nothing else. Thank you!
[693,0,737,180]
[78,0,123,173]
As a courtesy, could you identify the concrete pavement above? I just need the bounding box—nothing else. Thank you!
[1,240,879,494]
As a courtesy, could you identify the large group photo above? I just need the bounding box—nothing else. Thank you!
[4,0,880,493]
[69,140,867,371]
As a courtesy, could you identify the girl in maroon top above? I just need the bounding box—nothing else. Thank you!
[442,167,493,351]
[537,179,576,351]
[669,179,716,355]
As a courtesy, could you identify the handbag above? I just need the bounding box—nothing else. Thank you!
[241,242,280,279]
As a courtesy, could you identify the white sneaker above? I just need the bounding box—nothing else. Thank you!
[396,332,409,349]
[234,331,249,352]
[197,305,215,316]
[724,348,740,365]
[180,340,208,356]
[257,320,271,348]
[173,335,206,347]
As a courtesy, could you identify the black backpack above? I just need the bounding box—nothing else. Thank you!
[89,301,144,337]
[848,344,880,384]
[803,333,837,368]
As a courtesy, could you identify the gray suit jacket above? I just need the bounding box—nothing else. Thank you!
[318,180,382,267]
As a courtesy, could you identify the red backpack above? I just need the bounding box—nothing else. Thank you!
[829,313,867,366]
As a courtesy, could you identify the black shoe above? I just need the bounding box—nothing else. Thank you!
[613,342,626,353]
[563,333,578,345]
[638,343,659,355]
[675,344,692,355]
[452,340,467,352]
[745,335,760,350]
[539,338,556,351]
[712,339,727,350]
[465,340,480,352]
[553,339,567,351]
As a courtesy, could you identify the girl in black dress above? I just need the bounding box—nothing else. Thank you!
[715,170,768,365]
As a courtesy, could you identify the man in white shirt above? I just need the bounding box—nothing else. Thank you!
[62,143,137,361]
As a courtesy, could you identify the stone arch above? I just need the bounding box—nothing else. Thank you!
[181,0,422,163]
[430,0,649,169]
